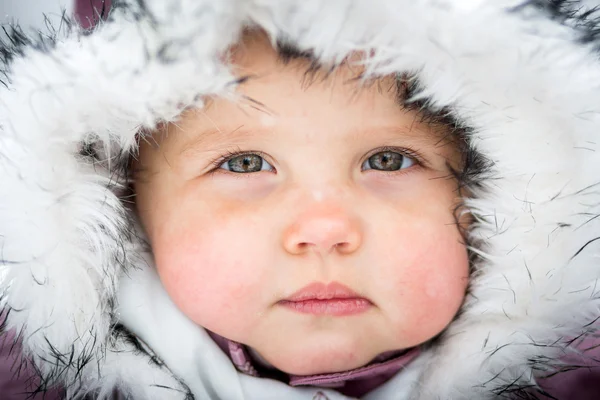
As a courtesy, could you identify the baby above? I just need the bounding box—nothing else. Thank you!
[132,28,469,395]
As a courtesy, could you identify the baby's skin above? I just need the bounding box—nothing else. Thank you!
[134,30,469,376]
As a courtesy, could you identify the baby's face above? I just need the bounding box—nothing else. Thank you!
[135,32,469,375]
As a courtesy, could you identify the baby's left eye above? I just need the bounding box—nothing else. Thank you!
[362,151,415,171]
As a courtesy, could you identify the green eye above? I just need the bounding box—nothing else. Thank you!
[220,154,274,173]
[362,151,414,171]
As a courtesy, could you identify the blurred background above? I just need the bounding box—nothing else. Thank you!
[0,0,73,36]
[0,0,112,38]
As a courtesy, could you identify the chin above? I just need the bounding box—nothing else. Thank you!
[263,342,376,375]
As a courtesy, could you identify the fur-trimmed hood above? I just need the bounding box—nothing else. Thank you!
[1,0,600,398]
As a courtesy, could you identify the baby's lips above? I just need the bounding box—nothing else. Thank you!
[282,281,368,302]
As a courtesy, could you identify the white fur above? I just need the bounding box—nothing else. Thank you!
[1,0,599,398]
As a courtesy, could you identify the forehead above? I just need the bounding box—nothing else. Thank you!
[144,30,463,168]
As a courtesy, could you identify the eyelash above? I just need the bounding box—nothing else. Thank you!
[207,146,427,173]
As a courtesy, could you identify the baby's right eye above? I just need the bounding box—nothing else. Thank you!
[219,154,274,173]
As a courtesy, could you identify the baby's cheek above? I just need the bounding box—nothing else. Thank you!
[411,269,466,330]
[153,225,266,337]
[388,230,469,344]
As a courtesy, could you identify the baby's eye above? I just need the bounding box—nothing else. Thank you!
[220,154,274,173]
[362,151,415,171]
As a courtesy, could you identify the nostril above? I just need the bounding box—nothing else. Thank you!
[333,242,351,252]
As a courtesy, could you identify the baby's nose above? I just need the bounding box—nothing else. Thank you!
[282,210,362,256]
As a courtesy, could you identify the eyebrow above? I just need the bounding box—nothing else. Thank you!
[177,125,251,158]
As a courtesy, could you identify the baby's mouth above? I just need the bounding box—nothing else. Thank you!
[278,281,373,316]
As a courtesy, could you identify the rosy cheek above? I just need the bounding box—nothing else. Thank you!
[386,228,468,343]
[153,222,261,334]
